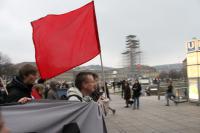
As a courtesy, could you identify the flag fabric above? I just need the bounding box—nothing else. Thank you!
[2,100,107,133]
[31,1,101,79]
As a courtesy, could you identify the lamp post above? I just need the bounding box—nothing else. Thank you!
[112,71,118,93]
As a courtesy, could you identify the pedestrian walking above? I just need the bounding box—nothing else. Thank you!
[121,80,125,98]
[165,81,177,106]
[112,82,116,93]
[132,80,142,109]
[104,82,110,99]
[124,81,131,108]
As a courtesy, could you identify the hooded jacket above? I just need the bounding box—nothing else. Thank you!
[67,87,92,102]
[6,76,33,103]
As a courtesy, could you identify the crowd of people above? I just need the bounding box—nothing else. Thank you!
[114,78,177,109]
[0,64,119,133]
[0,64,179,132]
[120,80,142,109]
[0,64,116,114]
[0,64,178,108]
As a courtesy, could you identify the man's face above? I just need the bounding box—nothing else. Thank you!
[82,75,96,95]
[24,73,38,85]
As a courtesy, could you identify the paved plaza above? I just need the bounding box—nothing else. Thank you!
[105,94,200,133]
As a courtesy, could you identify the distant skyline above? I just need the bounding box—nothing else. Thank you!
[0,0,200,68]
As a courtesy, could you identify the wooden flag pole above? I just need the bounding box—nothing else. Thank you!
[100,52,107,98]
[93,0,107,98]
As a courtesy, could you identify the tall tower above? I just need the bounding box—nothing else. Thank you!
[122,35,141,78]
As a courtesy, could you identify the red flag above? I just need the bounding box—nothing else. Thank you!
[31,1,101,79]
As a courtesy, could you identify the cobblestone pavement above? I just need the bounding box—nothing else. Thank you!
[105,94,200,133]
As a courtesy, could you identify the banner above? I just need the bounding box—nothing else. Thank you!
[1,100,107,133]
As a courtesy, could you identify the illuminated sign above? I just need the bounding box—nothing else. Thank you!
[187,52,198,65]
[187,41,196,52]
[187,65,200,78]
[186,39,200,102]
[188,79,199,100]
[198,40,200,51]
[187,40,200,53]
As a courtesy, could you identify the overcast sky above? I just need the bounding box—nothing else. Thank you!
[0,0,200,68]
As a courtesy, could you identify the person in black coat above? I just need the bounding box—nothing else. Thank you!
[121,80,125,98]
[112,82,116,93]
[132,80,142,109]
[124,81,131,108]
[104,82,110,99]
[6,64,38,104]
[165,81,176,106]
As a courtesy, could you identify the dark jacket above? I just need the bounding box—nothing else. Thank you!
[132,83,142,98]
[0,90,7,104]
[121,81,125,92]
[105,82,110,99]
[167,85,173,93]
[6,76,33,103]
[124,84,131,100]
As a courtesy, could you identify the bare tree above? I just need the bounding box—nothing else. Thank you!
[168,69,182,79]
[0,52,11,65]
[0,52,16,77]
[159,71,169,80]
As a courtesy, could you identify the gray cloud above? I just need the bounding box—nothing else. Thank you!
[0,0,200,67]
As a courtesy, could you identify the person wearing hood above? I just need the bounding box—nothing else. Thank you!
[6,64,38,104]
[67,72,96,102]
[31,84,45,100]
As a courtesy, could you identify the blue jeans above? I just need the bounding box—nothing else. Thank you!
[166,93,176,105]
[133,97,140,109]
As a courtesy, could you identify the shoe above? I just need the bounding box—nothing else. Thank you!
[174,101,178,106]
[165,104,169,106]
[112,110,116,115]
[124,106,129,108]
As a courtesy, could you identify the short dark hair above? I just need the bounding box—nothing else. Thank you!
[75,72,95,90]
[19,64,37,79]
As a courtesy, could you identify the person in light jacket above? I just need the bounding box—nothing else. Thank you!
[67,72,96,102]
